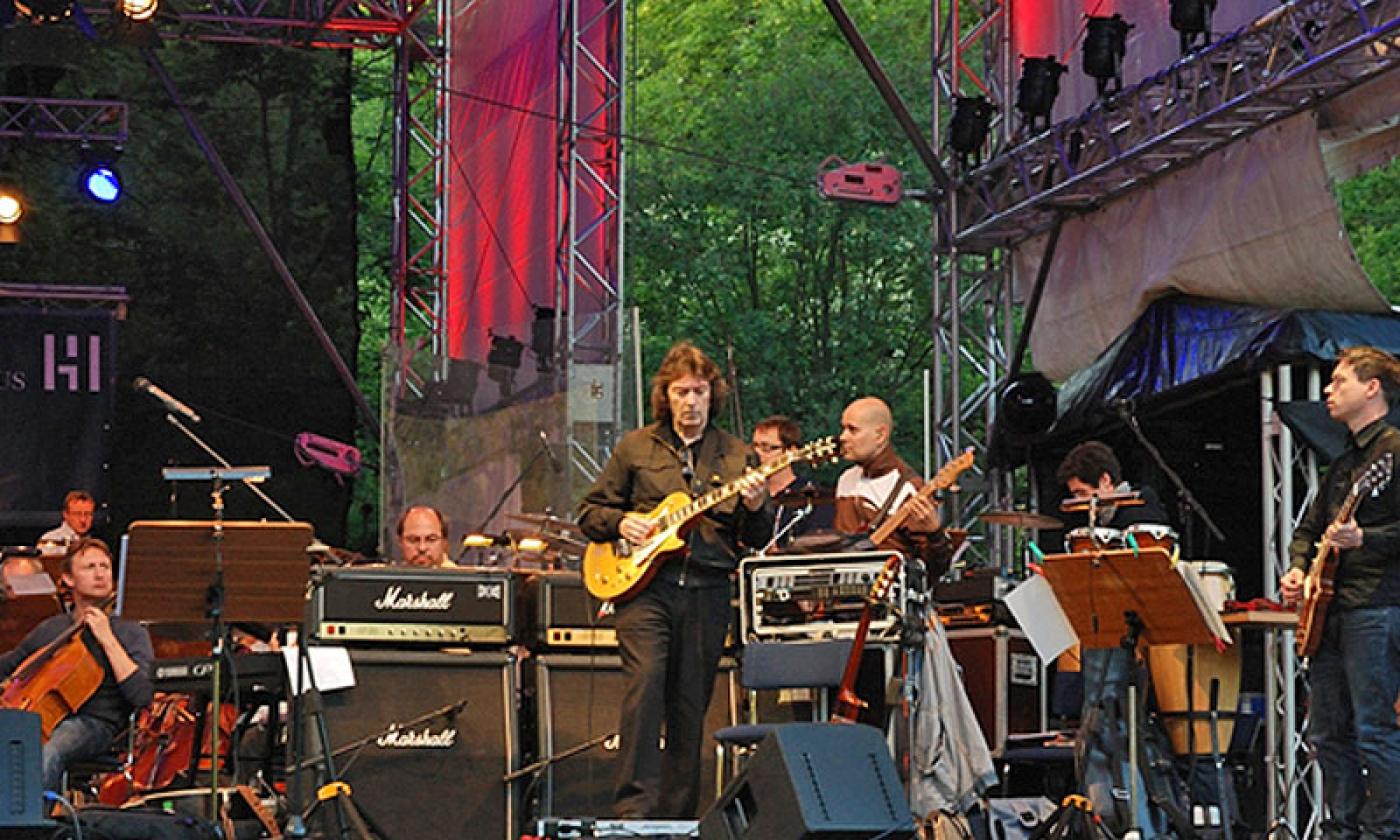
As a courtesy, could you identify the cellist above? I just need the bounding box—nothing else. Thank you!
[0,538,153,792]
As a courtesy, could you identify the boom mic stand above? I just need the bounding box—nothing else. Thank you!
[1114,401,1226,555]
[475,436,554,533]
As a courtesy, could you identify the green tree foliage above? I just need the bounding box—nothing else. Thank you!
[628,0,941,453]
[1338,155,1400,303]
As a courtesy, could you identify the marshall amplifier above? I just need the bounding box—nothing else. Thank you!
[739,551,905,641]
[520,571,616,649]
[312,565,515,645]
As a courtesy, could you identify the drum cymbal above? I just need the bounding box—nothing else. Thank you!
[979,510,1063,530]
[506,512,584,536]
[772,486,836,509]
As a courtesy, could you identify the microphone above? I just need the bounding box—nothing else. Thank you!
[133,377,201,424]
[538,429,563,473]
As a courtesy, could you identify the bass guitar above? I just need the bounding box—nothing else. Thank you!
[1296,451,1393,658]
[831,449,974,721]
[583,437,837,601]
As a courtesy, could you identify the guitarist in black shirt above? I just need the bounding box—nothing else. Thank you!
[577,341,772,819]
[1281,346,1400,840]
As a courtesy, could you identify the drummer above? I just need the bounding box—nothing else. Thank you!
[1055,440,1169,541]
[1055,441,1174,735]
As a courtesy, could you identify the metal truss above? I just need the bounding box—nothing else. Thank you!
[931,0,1016,572]
[1261,363,1325,838]
[953,0,1400,249]
[559,0,625,493]
[76,0,436,49]
[0,96,127,145]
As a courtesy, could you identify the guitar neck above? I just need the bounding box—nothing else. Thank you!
[657,456,789,532]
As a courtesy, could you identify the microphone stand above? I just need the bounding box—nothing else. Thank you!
[756,504,811,556]
[475,437,552,532]
[1115,402,1226,555]
[165,414,295,523]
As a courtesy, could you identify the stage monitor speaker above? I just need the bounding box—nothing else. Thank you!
[697,723,914,840]
[533,654,736,819]
[298,649,519,840]
[0,710,47,829]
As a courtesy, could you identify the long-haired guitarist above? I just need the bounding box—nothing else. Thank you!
[576,340,772,819]
[0,538,154,793]
[1280,346,1400,840]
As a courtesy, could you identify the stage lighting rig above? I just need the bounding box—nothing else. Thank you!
[1016,57,1066,134]
[1083,14,1133,98]
[947,95,995,170]
[1170,0,1216,55]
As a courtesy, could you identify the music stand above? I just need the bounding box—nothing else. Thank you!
[1039,547,1223,835]
[120,520,312,624]
[121,519,312,820]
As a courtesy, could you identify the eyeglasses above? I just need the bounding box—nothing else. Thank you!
[404,535,444,547]
[751,442,785,453]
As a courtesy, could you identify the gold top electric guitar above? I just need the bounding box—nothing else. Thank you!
[582,437,837,602]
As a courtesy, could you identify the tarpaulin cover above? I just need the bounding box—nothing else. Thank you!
[1050,295,1400,442]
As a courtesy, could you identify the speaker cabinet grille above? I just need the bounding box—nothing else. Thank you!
[300,649,519,840]
[533,654,736,819]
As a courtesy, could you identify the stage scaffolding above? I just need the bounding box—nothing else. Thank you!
[926,2,1399,836]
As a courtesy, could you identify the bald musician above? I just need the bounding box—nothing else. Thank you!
[834,397,956,575]
[0,538,153,792]
[395,505,458,569]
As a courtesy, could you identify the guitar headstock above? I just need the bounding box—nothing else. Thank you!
[930,448,976,493]
[1357,451,1395,498]
[867,554,902,601]
[791,436,838,466]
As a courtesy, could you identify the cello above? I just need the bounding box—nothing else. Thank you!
[0,594,115,741]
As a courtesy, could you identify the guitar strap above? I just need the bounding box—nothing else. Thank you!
[866,475,910,535]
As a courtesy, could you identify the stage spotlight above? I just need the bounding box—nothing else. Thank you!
[487,333,524,398]
[998,371,1057,440]
[1170,0,1215,55]
[81,164,122,204]
[948,95,995,169]
[118,0,156,20]
[0,188,22,245]
[1083,14,1133,98]
[1016,56,1067,134]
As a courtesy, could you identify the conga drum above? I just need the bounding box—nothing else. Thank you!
[1065,527,1123,553]
[1148,561,1239,755]
[1124,523,1178,555]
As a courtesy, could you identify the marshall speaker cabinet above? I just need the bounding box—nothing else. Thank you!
[300,649,520,840]
[531,654,737,819]
[311,565,515,645]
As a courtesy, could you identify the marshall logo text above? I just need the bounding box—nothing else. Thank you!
[376,726,458,749]
[373,586,456,611]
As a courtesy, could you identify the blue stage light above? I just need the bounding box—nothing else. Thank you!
[82,165,122,203]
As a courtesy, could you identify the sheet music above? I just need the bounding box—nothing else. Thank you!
[1176,562,1232,644]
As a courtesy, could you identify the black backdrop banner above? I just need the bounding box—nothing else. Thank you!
[0,306,118,530]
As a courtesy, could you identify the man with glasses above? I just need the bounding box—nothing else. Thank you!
[395,505,457,568]
[751,415,832,546]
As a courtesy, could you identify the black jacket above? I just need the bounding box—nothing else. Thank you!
[577,422,773,578]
